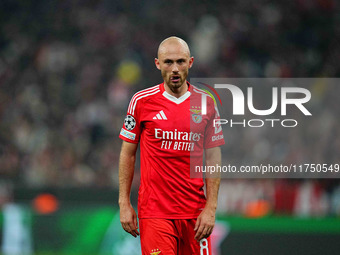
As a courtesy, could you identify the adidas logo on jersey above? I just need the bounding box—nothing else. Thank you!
[153,110,167,120]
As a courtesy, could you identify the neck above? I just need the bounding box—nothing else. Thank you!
[164,81,188,98]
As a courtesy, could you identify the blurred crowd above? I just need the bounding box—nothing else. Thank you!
[0,0,340,215]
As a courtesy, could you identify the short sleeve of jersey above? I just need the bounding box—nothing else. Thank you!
[204,97,225,149]
[119,93,142,144]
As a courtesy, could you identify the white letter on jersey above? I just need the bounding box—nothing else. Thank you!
[155,128,162,139]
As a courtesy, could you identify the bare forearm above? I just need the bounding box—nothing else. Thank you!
[205,177,220,210]
[205,147,221,210]
[118,142,137,205]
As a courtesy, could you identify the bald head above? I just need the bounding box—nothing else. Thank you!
[157,36,191,58]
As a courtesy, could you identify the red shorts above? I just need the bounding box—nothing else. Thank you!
[139,218,211,255]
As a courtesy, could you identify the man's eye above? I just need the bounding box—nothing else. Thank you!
[165,60,172,64]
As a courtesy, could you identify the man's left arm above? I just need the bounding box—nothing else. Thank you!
[194,146,221,241]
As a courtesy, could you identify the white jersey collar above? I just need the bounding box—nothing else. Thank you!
[162,90,191,104]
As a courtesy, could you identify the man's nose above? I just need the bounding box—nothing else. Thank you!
[172,64,179,72]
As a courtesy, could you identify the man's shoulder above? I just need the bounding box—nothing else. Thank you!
[132,84,162,99]
[127,84,162,115]
[190,84,216,105]
[191,85,208,95]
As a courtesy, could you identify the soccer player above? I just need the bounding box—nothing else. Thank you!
[119,36,224,255]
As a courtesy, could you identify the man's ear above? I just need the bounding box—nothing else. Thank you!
[155,58,161,70]
[189,56,194,69]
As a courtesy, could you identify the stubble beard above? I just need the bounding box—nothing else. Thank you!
[162,70,188,93]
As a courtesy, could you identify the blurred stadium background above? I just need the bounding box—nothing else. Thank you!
[0,0,339,254]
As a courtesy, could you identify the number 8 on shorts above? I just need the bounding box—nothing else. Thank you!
[200,238,209,255]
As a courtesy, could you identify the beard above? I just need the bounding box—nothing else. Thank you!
[162,70,188,91]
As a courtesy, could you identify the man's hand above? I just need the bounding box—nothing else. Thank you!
[119,202,140,237]
[194,206,216,241]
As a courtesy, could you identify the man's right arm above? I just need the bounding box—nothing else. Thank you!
[118,140,139,237]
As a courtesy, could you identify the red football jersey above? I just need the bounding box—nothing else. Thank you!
[119,82,225,219]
